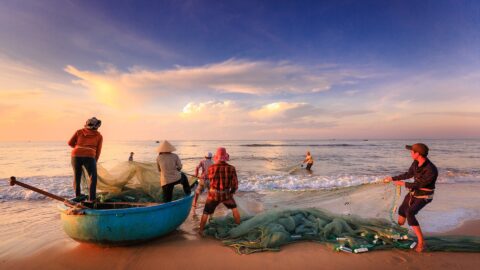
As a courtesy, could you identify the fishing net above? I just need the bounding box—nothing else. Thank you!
[80,161,195,203]
[204,184,480,254]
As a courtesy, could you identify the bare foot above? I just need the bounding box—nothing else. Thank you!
[415,243,426,253]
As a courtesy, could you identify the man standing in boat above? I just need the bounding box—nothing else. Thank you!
[156,140,191,202]
[199,147,240,235]
[192,152,214,208]
[68,117,103,202]
[384,143,437,252]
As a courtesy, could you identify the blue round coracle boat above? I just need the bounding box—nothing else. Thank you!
[58,193,194,245]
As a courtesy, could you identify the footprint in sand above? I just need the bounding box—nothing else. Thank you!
[389,253,408,263]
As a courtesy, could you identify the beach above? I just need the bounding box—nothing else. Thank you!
[1,140,480,269]
[0,197,480,270]
[2,0,480,268]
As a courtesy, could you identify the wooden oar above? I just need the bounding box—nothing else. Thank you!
[181,172,199,188]
[9,176,85,208]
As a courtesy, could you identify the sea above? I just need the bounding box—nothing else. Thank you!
[1,139,480,253]
[2,139,480,196]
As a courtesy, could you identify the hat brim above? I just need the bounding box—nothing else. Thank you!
[156,140,176,153]
[405,145,413,150]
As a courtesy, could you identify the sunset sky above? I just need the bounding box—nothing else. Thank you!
[0,0,479,141]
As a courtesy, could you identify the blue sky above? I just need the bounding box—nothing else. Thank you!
[0,0,479,140]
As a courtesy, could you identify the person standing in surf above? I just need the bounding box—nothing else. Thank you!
[192,152,214,208]
[384,143,437,252]
[156,140,191,202]
[68,117,103,202]
[303,151,314,171]
[199,147,240,235]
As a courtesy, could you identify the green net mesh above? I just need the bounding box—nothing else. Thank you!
[204,182,480,254]
[204,207,480,254]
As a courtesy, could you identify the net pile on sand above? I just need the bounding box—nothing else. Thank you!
[204,206,480,254]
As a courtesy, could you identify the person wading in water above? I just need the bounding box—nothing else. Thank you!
[302,151,314,171]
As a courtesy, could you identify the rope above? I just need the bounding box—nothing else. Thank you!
[287,163,303,174]
[182,171,200,179]
[389,185,401,224]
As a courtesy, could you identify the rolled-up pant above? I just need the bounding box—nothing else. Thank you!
[398,192,432,226]
[71,156,97,201]
[162,173,191,202]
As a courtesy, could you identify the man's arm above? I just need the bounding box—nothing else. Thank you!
[195,161,202,177]
[156,156,161,172]
[68,131,78,148]
[95,135,103,161]
[392,163,415,181]
[176,155,183,171]
[405,166,437,189]
[230,167,238,194]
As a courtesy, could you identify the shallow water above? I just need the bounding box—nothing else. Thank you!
[1,139,480,256]
[1,139,479,198]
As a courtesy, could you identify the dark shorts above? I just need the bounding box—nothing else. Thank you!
[203,197,237,215]
[398,192,432,226]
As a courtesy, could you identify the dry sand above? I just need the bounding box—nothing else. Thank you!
[1,206,479,270]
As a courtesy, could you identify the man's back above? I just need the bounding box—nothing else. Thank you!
[208,162,238,192]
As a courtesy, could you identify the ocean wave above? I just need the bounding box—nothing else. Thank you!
[1,171,479,201]
[240,143,362,147]
[0,176,73,202]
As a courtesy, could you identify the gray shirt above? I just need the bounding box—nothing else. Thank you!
[156,153,182,186]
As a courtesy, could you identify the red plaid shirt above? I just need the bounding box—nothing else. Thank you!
[207,162,238,201]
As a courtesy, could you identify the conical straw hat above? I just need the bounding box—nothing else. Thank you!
[156,140,176,153]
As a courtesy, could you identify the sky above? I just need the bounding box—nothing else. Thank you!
[0,0,479,141]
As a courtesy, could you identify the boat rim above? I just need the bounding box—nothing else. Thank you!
[58,192,194,216]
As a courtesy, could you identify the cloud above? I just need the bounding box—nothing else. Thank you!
[415,111,480,118]
[330,109,374,118]
[64,59,372,107]
[344,89,359,96]
[175,99,340,139]
[249,102,309,120]
[0,89,44,99]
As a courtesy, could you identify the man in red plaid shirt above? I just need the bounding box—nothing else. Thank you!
[199,147,241,235]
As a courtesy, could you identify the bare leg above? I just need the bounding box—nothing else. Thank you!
[232,208,241,224]
[398,215,406,226]
[199,214,209,235]
[192,192,199,208]
[411,226,425,252]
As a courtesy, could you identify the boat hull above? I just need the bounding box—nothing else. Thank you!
[58,193,194,245]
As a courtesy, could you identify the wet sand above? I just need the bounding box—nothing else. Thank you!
[2,220,480,270]
[1,198,479,270]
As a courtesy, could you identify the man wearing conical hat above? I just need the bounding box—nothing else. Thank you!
[156,140,191,202]
[199,147,240,235]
